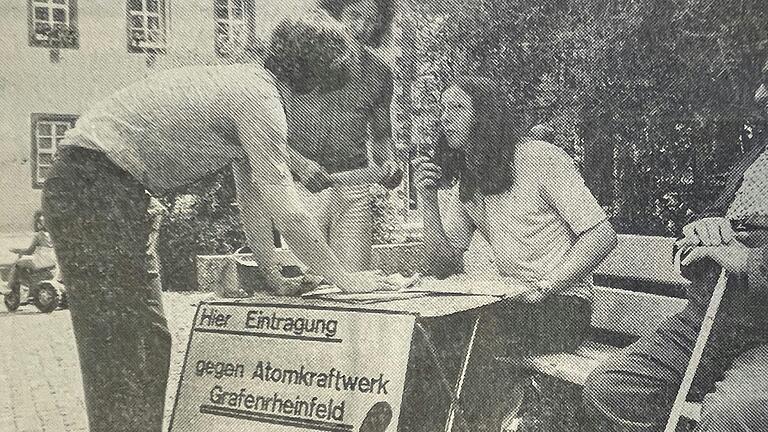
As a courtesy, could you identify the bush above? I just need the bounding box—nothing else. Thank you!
[157,170,245,292]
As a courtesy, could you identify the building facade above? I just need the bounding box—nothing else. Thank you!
[0,0,311,233]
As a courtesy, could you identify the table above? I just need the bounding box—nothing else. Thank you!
[239,291,499,318]
[192,291,500,432]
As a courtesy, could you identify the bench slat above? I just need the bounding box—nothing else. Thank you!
[595,235,689,286]
[592,286,687,337]
[497,342,618,385]
[497,342,702,422]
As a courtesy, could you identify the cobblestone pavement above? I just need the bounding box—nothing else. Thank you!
[0,291,215,432]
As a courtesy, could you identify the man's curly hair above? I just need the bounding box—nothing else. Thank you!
[318,0,396,48]
[264,11,354,95]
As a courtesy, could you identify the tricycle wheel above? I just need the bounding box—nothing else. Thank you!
[4,291,20,312]
[34,281,61,313]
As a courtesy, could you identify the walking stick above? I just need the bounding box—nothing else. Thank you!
[663,268,728,432]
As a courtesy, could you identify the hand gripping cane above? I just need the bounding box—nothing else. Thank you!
[663,268,728,432]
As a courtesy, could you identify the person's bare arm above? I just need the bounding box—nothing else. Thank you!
[10,235,40,255]
[288,143,401,190]
[370,136,395,167]
[547,220,617,291]
[359,62,401,190]
[329,161,402,189]
[515,220,616,302]
[412,156,466,278]
[234,103,384,293]
[287,147,332,193]
[514,144,617,302]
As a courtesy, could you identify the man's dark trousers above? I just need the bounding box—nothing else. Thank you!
[42,146,171,432]
[582,133,768,432]
[582,262,768,431]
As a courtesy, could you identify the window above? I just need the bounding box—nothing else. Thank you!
[127,0,167,53]
[28,0,79,49]
[214,0,247,57]
[30,114,77,188]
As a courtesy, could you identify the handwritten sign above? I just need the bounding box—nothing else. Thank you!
[169,302,416,432]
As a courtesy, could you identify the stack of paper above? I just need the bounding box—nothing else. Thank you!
[300,273,533,303]
[405,275,530,297]
[308,290,431,304]
[300,272,424,303]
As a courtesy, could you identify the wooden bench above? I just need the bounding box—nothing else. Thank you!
[372,234,704,426]
[497,235,702,423]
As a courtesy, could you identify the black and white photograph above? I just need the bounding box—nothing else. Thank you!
[0,0,766,431]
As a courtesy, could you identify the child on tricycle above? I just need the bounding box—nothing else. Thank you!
[1,210,66,312]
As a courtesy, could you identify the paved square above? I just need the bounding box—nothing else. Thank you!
[0,292,214,432]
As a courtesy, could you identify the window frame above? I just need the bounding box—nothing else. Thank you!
[213,0,248,57]
[27,0,79,49]
[30,113,77,189]
[126,0,168,54]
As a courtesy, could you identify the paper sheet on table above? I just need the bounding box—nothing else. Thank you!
[403,275,531,297]
[300,272,424,303]
[311,290,431,304]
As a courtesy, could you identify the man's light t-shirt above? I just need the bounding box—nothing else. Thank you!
[438,140,608,300]
[62,64,292,195]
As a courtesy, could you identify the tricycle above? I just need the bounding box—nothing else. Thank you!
[1,264,67,313]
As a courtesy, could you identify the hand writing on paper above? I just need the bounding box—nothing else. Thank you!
[262,267,306,296]
[300,273,327,292]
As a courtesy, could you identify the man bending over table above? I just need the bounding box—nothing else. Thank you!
[42,11,388,432]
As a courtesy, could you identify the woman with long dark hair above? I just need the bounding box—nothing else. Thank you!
[412,76,617,429]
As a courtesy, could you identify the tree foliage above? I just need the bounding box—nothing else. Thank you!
[399,0,768,235]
